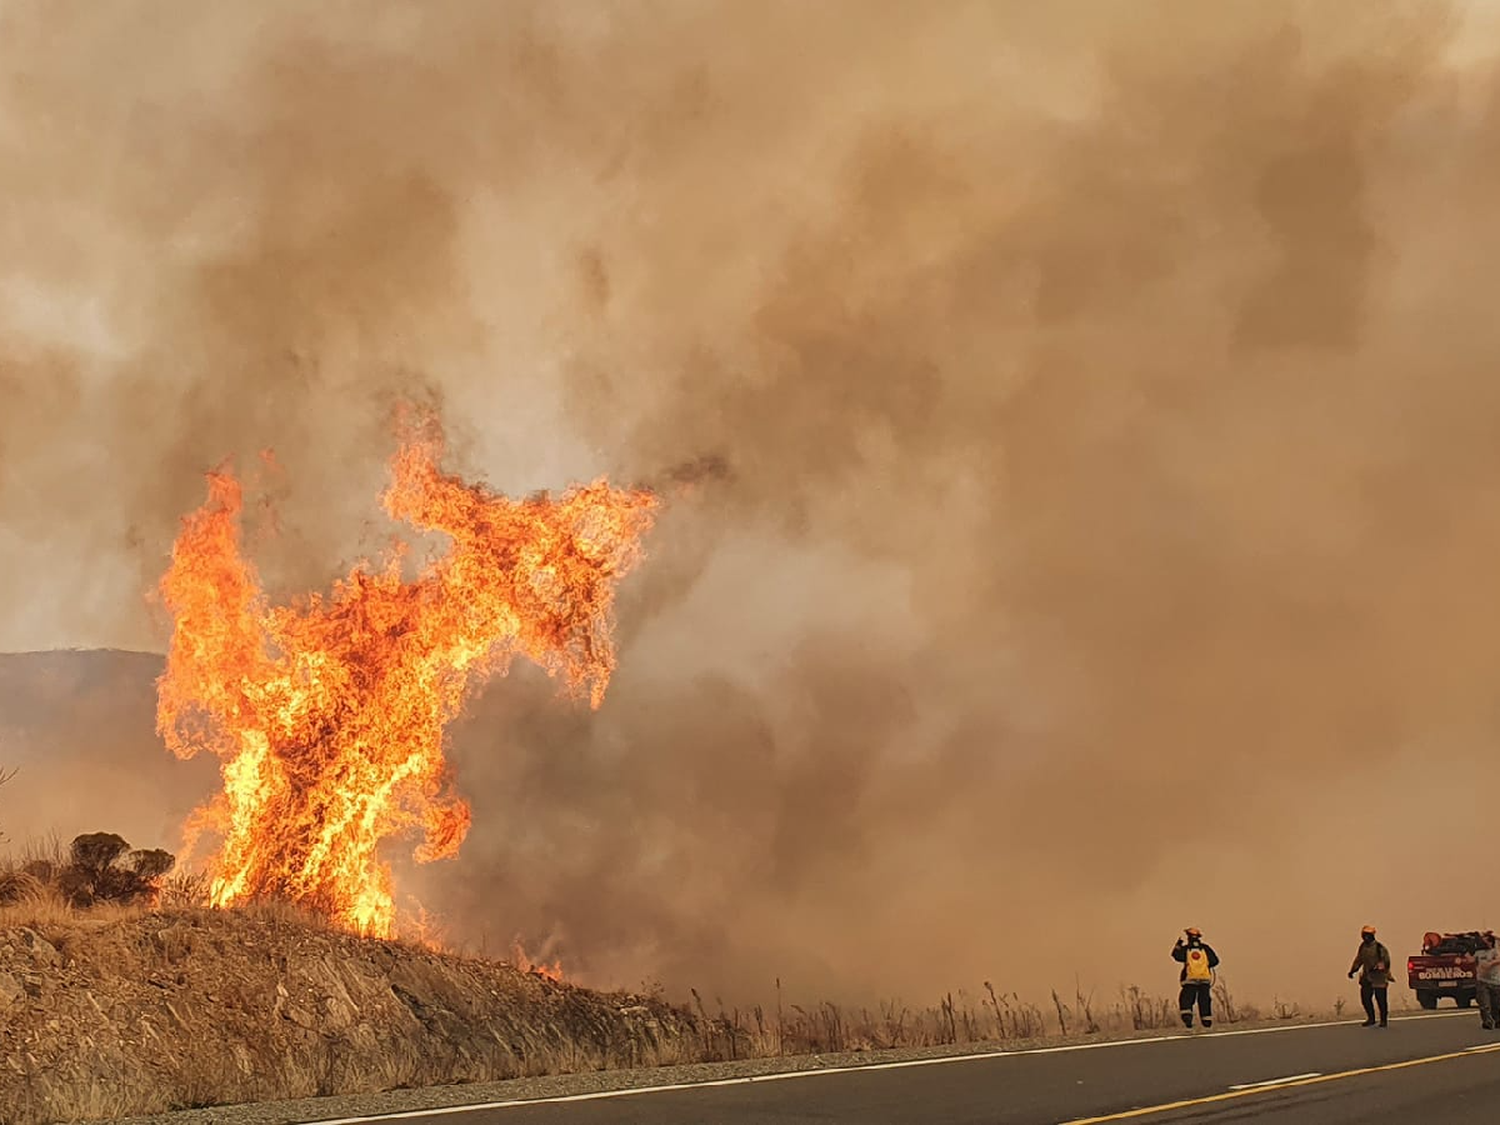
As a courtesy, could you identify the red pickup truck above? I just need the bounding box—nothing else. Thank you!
[1408,931,1484,1010]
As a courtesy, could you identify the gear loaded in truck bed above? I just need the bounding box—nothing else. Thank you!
[1407,930,1484,1009]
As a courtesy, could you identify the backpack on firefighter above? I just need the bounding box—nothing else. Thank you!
[1183,944,1214,982]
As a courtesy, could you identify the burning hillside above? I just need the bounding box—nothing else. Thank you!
[154,417,657,938]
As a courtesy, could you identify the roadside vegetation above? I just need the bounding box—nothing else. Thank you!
[0,826,1352,1125]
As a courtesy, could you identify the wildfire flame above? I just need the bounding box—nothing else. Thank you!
[156,419,657,938]
[511,941,566,982]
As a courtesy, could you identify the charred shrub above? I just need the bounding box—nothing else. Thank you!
[70,831,132,874]
[59,832,177,906]
[129,849,177,881]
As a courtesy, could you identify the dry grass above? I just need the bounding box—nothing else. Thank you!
[4,1079,166,1125]
[1,832,179,915]
[229,894,338,930]
[0,876,151,935]
[156,870,212,911]
[677,972,1294,1063]
[0,892,1335,1125]
[0,840,1326,1125]
[0,899,707,1125]
[3,845,151,918]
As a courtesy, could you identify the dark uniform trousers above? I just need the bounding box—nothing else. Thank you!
[1179,982,1212,1027]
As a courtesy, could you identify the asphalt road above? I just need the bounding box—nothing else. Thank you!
[313,1011,1500,1125]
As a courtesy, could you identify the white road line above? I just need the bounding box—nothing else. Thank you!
[304,1010,1476,1124]
[1227,1072,1320,1090]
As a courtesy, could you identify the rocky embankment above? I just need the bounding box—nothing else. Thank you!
[0,909,701,1125]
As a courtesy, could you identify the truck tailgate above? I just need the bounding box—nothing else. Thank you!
[1408,956,1475,988]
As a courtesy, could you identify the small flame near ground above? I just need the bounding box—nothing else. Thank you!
[402,901,566,981]
[510,940,566,982]
[155,414,657,941]
[408,903,447,953]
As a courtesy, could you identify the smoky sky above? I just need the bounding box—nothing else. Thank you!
[3,0,1500,1008]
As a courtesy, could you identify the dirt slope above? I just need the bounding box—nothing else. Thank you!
[0,908,700,1125]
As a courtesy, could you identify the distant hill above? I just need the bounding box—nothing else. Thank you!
[0,649,216,853]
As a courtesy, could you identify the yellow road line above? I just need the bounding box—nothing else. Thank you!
[1060,1042,1500,1124]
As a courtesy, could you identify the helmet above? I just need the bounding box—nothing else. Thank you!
[1361,925,1377,935]
[1185,927,1202,937]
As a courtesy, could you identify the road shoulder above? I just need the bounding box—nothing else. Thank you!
[114,1011,1477,1125]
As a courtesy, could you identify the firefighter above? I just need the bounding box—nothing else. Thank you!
[1172,927,1219,1029]
[1476,931,1499,1031]
[1348,924,1393,1027]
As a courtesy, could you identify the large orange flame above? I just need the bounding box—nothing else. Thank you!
[156,421,657,937]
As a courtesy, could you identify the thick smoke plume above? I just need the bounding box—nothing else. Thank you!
[3,1,1500,1007]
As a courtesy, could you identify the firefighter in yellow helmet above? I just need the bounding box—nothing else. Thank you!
[1172,927,1220,1029]
[1348,925,1392,1027]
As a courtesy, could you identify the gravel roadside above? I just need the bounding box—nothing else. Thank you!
[113,1011,1358,1125]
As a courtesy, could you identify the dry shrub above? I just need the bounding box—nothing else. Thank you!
[129,849,176,881]
[158,871,212,909]
[70,832,131,875]
[0,867,45,905]
[0,832,180,934]
[63,832,175,907]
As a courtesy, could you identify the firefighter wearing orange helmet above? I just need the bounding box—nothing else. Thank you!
[1172,927,1220,1029]
[1348,925,1392,1027]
